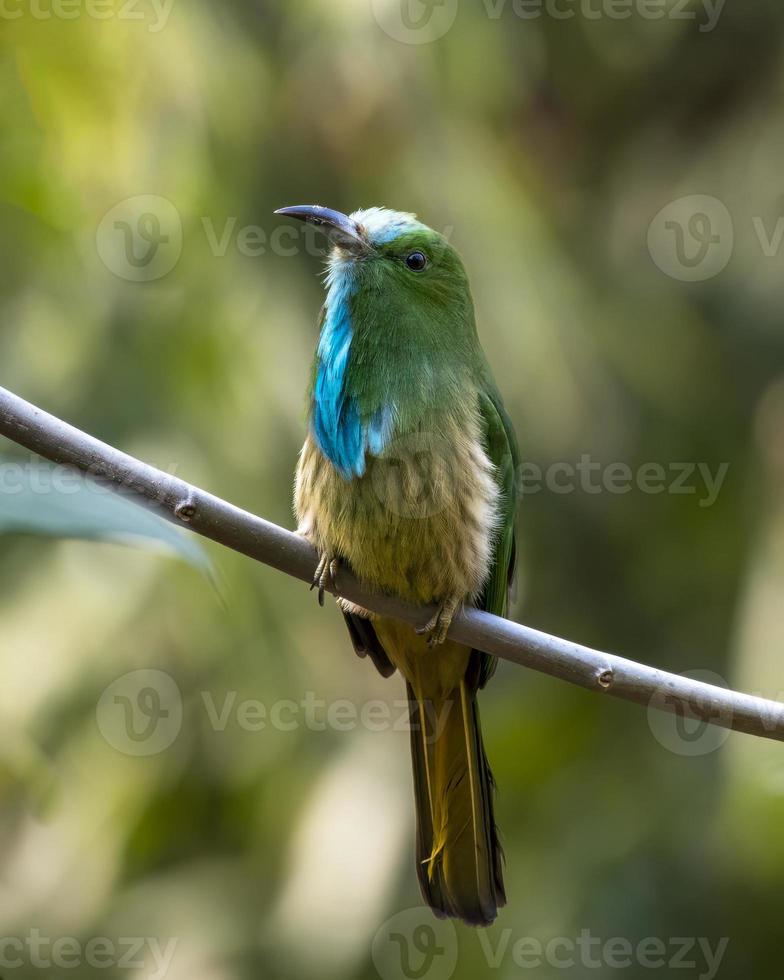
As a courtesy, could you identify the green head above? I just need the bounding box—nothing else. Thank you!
[276,205,482,478]
[277,205,476,336]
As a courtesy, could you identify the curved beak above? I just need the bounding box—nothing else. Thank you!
[274,205,366,251]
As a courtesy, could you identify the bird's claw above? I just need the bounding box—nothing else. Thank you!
[310,553,340,606]
[415,596,460,647]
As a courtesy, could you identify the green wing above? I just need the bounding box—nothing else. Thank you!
[473,382,519,689]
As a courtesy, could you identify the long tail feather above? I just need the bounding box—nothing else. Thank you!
[407,679,505,926]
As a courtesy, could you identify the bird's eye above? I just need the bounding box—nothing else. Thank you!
[405,251,428,272]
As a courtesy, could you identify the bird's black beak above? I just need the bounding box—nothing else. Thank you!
[275,205,366,251]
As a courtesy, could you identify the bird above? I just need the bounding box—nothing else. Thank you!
[277,204,519,927]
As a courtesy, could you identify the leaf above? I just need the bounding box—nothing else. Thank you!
[0,457,212,575]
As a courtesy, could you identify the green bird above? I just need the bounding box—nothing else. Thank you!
[277,204,519,926]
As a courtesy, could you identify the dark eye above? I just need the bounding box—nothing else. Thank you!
[405,251,428,272]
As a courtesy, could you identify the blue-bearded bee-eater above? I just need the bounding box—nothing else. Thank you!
[277,205,519,926]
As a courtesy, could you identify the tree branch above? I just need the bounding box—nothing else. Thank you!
[0,384,781,741]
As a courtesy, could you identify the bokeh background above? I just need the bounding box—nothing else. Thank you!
[2,0,784,977]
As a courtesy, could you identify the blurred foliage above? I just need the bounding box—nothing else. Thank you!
[0,457,211,573]
[1,1,784,978]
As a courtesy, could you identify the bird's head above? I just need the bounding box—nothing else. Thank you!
[275,206,483,477]
[274,205,472,320]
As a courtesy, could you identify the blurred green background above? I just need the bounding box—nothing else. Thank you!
[2,0,784,977]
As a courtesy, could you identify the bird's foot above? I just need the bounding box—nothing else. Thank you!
[310,552,340,607]
[416,595,461,647]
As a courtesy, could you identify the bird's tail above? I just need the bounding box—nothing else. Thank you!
[407,676,505,926]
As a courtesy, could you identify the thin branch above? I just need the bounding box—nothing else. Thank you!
[0,383,781,742]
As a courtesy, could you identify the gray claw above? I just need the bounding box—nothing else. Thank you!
[312,554,339,606]
[416,596,460,646]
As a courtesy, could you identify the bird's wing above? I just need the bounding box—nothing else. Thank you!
[342,609,396,678]
[472,385,519,689]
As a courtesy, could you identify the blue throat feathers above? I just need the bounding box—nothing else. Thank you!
[312,264,393,480]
